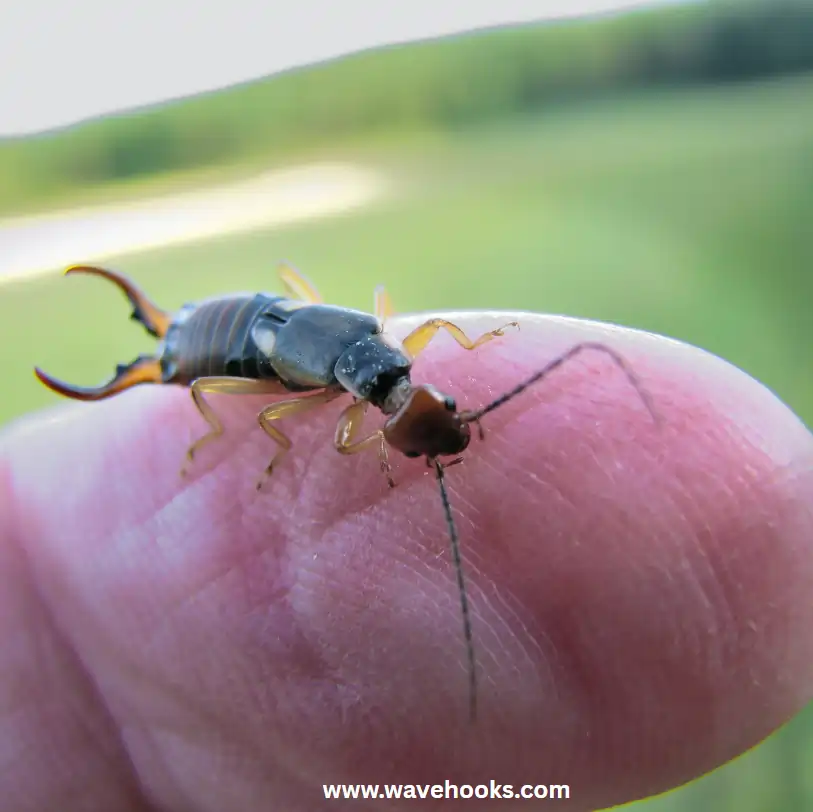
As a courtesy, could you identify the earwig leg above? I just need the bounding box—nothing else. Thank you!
[378,441,394,487]
[64,265,172,339]
[277,262,324,304]
[335,399,395,488]
[373,285,395,323]
[256,389,343,490]
[182,377,287,477]
[34,355,163,401]
[402,318,519,359]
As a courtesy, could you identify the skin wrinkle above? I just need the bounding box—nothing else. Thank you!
[131,728,273,812]
[477,544,585,716]
[288,549,387,698]
[1,462,154,812]
[686,450,808,755]
[473,586,560,713]
[317,448,563,725]
[685,549,751,719]
[657,480,730,679]
[157,579,320,752]
[512,322,800,768]
[409,480,520,687]
[653,536,716,680]
[687,494,748,677]
[673,400,780,681]
[289,555,403,704]
[288,527,450,716]
[486,497,634,768]
[502,362,768,788]
[455,493,565,707]
[30,430,312,810]
[677,427,774,651]
[215,423,352,623]
[152,485,288,618]
[356,526,454,627]
[482,417,639,636]
[749,464,813,656]
[459,544,555,689]
[117,640,299,809]
[76,626,231,807]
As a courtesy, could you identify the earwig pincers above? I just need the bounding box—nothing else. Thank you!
[35,262,659,722]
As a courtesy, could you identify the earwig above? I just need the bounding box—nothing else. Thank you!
[34,262,658,721]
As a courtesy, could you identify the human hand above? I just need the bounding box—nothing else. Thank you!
[2,312,812,811]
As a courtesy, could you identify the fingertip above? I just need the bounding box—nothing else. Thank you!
[5,311,812,809]
[370,311,813,799]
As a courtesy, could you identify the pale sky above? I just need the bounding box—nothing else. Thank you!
[1,0,670,137]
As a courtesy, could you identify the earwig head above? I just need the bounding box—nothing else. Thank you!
[383,384,471,459]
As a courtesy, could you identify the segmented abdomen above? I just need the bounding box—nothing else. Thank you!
[162,293,281,384]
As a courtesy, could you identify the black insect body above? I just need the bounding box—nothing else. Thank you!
[35,262,658,721]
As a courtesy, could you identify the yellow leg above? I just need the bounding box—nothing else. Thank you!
[256,389,343,490]
[374,285,395,323]
[181,377,287,477]
[335,399,395,488]
[402,317,519,359]
[277,262,323,304]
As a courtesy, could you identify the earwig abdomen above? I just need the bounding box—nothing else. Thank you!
[162,293,291,386]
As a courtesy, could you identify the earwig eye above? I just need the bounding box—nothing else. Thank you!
[405,451,421,459]
[444,397,456,411]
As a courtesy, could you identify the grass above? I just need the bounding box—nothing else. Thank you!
[5,75,812,429]
[2,75,812,810]
[0,0,720,216]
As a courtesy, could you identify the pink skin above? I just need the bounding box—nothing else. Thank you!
[1,311,812,811]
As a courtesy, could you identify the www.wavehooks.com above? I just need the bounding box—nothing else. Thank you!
[324,781,570,801]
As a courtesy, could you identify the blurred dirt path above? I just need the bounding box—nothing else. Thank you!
[0,162,385,285]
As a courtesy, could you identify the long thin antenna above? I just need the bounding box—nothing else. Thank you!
[463,341,660,425]
[433,458,478,722]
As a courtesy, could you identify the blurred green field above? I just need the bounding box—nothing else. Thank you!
[4,74,812,428]
[2,74,812,809]
[4,0,813,217]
